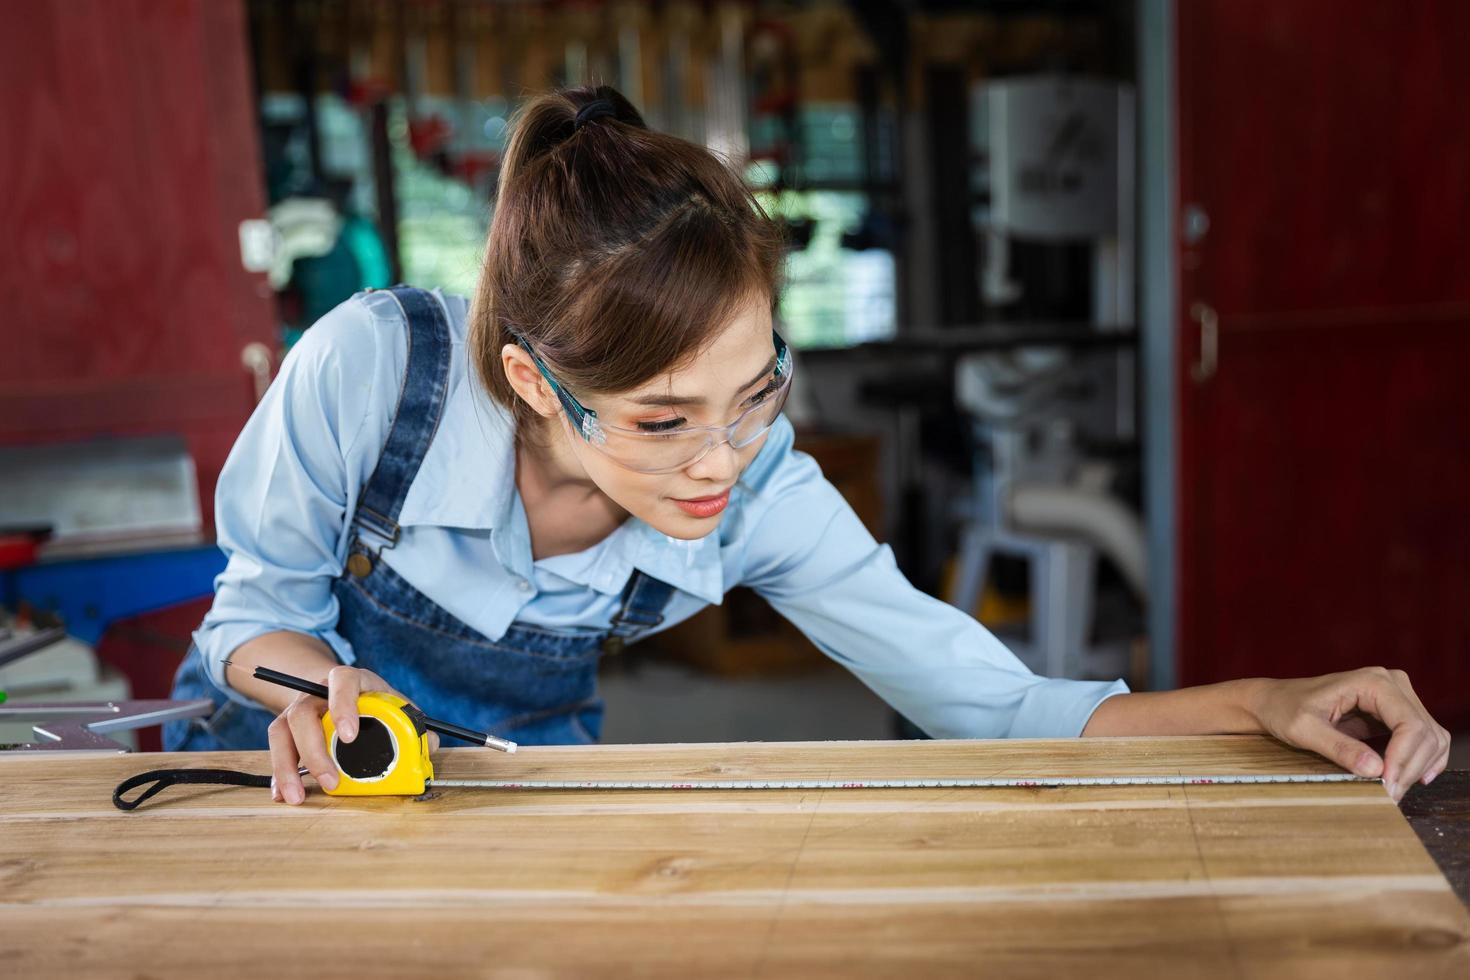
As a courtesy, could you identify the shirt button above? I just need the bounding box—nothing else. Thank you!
[517,578,532,593]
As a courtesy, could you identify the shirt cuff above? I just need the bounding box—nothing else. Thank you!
[1009,677,1131,739]
[194,623,358,710]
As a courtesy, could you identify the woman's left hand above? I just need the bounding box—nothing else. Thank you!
[1249,667,1452,802]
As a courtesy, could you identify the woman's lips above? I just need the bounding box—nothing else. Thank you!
[670,488,731,518]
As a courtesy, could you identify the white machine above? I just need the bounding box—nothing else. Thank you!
[951,76,1143,681]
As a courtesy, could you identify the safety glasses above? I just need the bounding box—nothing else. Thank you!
[517,331,793,474]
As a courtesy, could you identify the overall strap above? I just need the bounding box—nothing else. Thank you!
[602,570,678,655]
[352,286,453,549]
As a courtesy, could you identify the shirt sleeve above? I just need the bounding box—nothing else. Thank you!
[736,418,1129,739]
[193,296,386,708]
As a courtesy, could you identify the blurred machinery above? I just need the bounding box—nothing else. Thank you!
[0,608,214,754]
[974,75,1133,329]
[949,76,1142,681]
[0,438,227,645]
[0,437,225,748]
[0,616,136,749]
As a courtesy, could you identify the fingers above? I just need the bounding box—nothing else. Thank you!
[1364,668,1449,801]
[1400,719,1451,789]
[1290,713,1382,779]
[326,665,364,743]
[285,694,339,795]
[1423,730,1452,786]
[1383,722,1438,802]
[267,713,306,805]
[1388,670,1453,787]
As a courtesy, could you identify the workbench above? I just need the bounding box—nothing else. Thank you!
[3,736,1467,978]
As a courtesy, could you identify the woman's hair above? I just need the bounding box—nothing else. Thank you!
[470,84,786,440]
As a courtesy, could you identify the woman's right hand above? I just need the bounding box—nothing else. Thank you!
[267,665,438,805]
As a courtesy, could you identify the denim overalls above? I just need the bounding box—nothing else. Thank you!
[164,286,676,751]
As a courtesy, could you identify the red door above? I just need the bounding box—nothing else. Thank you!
[1176,1,1470,726]
[0,0,274,532]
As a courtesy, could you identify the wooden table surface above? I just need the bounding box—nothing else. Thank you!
[3,735,1467,979]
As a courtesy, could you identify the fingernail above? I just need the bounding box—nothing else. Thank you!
[1354,752,1383,778]
[285,784,304,805]
[1386,781,1399,801]
[319,771,339,791]
[340,723,357,742]
[1425,771,1438,786]
[270,778,281,803]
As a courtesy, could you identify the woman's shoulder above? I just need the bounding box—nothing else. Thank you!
[293,287,470,369]
[353,285,471,336]
[288,286,471,401]
[278,286,479,462]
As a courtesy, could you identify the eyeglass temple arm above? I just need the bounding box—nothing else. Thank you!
[516,337,596,426]
[772,330,792,376]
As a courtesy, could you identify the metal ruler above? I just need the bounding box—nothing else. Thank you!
[430,773,1373,791]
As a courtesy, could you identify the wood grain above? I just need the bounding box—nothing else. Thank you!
[2,736,1466,978]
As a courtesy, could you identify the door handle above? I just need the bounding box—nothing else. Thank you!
[1189,302,1218,383]
[241,342,273,404]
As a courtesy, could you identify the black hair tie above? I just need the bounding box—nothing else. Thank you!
[574,99,617,131]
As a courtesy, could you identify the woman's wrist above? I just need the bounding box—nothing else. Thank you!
[1233,677,1273,734]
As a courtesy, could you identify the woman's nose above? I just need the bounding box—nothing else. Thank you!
[684,438,740,483]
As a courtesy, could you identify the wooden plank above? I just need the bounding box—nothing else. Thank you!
[2,736,1466,978]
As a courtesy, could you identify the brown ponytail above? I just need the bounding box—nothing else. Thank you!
[469,84,785,441]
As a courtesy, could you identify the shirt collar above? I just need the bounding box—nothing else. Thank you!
[630,521,725,604]
[547,517,724,605]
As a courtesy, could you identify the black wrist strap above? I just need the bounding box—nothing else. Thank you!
[113,768,272,811]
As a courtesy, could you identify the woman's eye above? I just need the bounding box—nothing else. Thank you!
[745,379,781,406]
[637,417,687,433]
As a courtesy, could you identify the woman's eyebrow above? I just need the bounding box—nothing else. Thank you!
[626,353,778,407]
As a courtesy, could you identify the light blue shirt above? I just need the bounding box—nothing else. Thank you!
[197,289,1129,737]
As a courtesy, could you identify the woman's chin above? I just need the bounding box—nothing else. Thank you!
[646,506,726,540]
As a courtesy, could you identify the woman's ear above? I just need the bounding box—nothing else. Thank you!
[501,344,561,419]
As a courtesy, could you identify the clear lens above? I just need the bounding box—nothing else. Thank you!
[731,378,791,448]
[592,374,792,473]
[598,428,713,474]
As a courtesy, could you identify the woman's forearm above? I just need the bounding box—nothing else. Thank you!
[1077,669,1450,800]
[1081,678,1270,737]
[224,631,341,714]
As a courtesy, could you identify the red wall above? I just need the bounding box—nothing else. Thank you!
[0,0,275,532]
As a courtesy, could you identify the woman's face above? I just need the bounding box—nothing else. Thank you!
[508,294,781,540]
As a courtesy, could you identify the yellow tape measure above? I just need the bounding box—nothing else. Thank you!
[321,692,436,797]
[241,663,514,797]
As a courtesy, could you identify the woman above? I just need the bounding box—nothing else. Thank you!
[165,85,1450,806]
